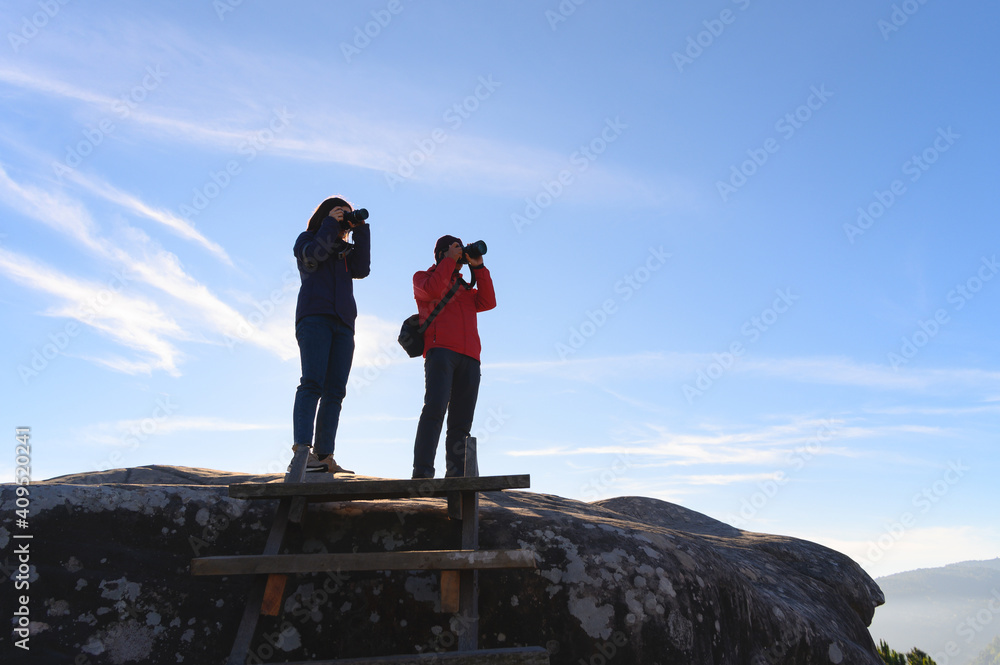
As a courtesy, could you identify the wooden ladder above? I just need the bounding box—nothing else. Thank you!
[191,448,548,664]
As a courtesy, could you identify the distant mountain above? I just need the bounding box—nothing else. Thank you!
[869,558,1000,665]
[970,635,1000,665]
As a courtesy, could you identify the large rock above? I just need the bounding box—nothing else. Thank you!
[0,466,884,664]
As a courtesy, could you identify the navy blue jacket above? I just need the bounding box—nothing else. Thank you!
[293,219,370,329]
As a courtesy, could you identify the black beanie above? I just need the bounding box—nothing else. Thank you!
[434,235,462,263]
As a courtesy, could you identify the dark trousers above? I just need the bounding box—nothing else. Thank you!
[412,348,481,478]
[292,314,355,455]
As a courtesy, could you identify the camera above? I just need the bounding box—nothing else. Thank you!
[461,240,487,263]
[338,208,369,230]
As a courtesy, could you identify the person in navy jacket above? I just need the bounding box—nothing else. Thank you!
[292,196,370,474]
[411,235,496,479]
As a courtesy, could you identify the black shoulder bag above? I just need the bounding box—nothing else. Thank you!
[398,278,462,358]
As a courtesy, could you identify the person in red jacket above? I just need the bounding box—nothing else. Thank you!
[411,235,496,479]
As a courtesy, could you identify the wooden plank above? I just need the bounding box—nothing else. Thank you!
[192,549,537,576]
[224,444,309,665]
[446,491,462,520]
[461,490,480,550]
[284,445,312,482]
[459,489,480,651]
[465,437,479,477]
[448,437,479,519]
[260,573,287,616]
[286,444,311,523]
[289,495,308,524]
[229,474,530,501]
[278,646,550,664]
[440,571,460,614]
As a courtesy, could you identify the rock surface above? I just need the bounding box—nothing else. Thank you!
[0,466,885,664]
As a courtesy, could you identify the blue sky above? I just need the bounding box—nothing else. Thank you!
[1,0,998,579]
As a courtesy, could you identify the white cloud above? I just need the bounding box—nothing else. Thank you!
[738,356,1000,391]
[0,246,185,375]
[808,526,1000,579]
[83,416,285,446]
[66,171,233,265]
[0,163,104,252]
[0,64,113,107]
[352,313,407,369]
[488,351,1000,394]
[671,472,792,486]
[0,165,297,370]
[0,46,676,204]
[507,446,573,457]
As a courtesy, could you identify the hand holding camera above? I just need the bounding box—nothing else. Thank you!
[338,208,369,230]
[462,240,487,266]
[328,206,369,229]
[447,240,487,266]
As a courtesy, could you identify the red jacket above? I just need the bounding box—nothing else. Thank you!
[413,256,496,361]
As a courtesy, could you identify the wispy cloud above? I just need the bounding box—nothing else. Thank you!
[83,416,285,446]
[808,525,1000,578]
[0,246,185,375]
[674,472,789,486]
[0,64,113,107]
[0,163,104,252]
[738,356,1000,391]
[504,415,905,469]
[488,352,1000,394]
[507,446,574,458]
[351,313,407,370]
[66,171,233,265]
[0,165,296,371]
[0,44,677,204]
[863,403,1000,417]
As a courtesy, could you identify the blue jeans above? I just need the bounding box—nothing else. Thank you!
[412,348,481,478]
[293,314,355,455]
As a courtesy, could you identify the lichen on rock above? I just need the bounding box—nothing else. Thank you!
[0,465,885,664]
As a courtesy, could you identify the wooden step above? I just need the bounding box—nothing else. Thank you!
[191,549,536,576]
[228,474,530,502]
[278,646,550,664]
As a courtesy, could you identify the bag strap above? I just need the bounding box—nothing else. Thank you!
[417,277,462,334]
